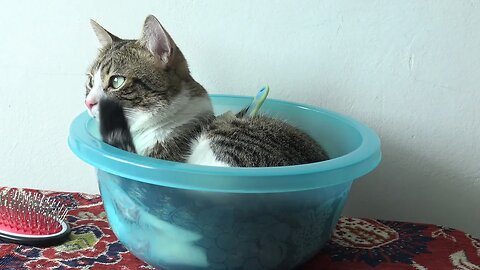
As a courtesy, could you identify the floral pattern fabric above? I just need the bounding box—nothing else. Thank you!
[0,188,479,270]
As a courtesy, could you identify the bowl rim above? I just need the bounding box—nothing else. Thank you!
[68,94,381,192]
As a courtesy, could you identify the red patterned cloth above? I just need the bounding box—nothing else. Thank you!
[0,188,479,270]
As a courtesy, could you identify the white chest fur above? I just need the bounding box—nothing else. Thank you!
[125,90,229,167]
[126,95,213,156]
[128,111,175,156]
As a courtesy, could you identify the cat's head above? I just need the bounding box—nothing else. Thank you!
[85,15,205,119]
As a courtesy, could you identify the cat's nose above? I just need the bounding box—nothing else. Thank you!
[86,100,98,110]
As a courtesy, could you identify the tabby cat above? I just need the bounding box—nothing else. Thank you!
[85,15,329,167]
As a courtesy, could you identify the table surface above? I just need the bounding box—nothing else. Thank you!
[0,187,479,270]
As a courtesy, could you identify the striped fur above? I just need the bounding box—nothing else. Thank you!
[206,115,329,167]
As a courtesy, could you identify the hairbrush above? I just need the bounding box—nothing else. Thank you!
[0,189,71,247]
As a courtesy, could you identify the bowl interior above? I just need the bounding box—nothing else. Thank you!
[86,95,362,159]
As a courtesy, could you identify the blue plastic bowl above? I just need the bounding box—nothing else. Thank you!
[68,95,381,270]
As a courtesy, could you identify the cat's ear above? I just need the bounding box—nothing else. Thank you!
[140,15,176,65]
[90,19,121,47]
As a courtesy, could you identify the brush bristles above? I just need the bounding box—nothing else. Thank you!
[0,189,69,235]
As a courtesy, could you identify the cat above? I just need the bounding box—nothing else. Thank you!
[85,15,329,167]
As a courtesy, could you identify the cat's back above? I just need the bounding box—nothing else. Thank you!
[188,115,329,167]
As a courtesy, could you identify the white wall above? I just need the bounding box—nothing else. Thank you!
[1,1,479,237]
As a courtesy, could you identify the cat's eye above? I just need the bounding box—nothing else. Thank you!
[109,76,126,90]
